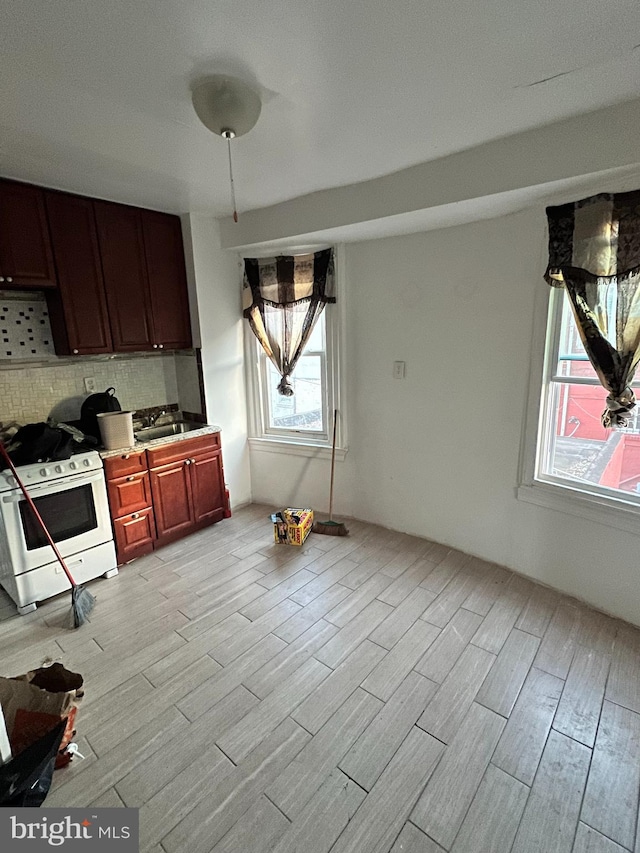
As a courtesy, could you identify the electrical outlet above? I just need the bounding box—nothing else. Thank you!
[393,361,406,379]
[84,377,97,393]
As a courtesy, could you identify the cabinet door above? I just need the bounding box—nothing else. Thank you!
[149,460,194,544]
[0,180,56,287]
[141,210,192,350]
[94,200,154,352]
[113,507,156,564]
[190,451,225,526]
[45,192,113,355]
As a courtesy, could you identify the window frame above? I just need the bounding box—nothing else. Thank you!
[244,244,347,460]
[518,282,640,535]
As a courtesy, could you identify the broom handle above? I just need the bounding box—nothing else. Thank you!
[328,409,337,521]
[0,442,77,588]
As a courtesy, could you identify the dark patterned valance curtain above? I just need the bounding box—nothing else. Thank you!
[242,248,335,396]
[545,191,640,428]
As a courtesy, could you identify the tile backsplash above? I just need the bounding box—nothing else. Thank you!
[0,353,180,425]
[0,291,55,359]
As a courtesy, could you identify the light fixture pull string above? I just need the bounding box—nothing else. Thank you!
[226,135,238,223]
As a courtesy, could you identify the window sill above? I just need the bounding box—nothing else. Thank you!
[517,480,640,536]
[248,437,348,461]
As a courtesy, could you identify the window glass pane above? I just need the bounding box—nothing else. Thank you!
[542,381,640,494]
[305,315,325,351]
[556,293,598,380]
[266,355,323,430]
[557,360,599,379]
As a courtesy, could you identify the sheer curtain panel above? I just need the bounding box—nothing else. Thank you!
[546,191,640,428]
[242,248,335,396]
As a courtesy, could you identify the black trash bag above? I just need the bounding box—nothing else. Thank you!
[0,423,75,470]
[80,387,121,440]
[0,719,66,807]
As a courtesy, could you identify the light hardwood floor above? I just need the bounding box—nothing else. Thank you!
[1,503,639,853]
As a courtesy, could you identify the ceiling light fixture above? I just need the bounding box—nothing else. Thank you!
[191,75,262,222]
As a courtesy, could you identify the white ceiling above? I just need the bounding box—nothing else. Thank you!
[2,0,640,219]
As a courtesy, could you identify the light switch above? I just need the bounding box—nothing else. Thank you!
[393,361,406,379]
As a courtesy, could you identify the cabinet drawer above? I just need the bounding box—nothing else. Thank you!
[107,471,152,517]
[146,433,220,468]
[104,450,147,479]
[113,506,156,564]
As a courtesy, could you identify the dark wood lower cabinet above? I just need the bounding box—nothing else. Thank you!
[150,460,195,546]
[104,451,156,565]
[190,451,225,525]
[150,448,226,546]
[104,434,226,564]
[106,471,152,517]
[113,508,156,563]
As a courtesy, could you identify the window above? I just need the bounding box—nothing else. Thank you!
[258,311,332,442]
[533,286,640,509]
[244,247,345,455]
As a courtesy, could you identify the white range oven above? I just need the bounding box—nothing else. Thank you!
[0,451,117,615]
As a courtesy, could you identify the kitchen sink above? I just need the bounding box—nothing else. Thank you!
[134,421,202,441]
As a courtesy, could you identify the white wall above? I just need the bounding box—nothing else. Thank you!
[250,207,640,627]
[182,214,251,508]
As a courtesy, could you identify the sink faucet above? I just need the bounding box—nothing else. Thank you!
[146,409,166,428]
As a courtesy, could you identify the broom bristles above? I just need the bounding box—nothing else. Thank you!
[313,519,349,536]
[68,585,96,629]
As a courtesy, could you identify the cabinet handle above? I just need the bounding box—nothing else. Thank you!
[126,475,135,481]
[191,458,196,464]
[131,513,140,519]
[0,277,4,282]
[72,349,79,354]
[184,459,192,466]
[122,454,130,460]
[159,344,164,349]
[6,277,12,283]
[152,344,158,349]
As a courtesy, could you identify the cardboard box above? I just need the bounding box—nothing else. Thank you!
[272,508,314,546]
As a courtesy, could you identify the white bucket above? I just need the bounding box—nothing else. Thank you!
[97,411,135,450]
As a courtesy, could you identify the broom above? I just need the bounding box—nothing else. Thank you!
[0,442,95,628]
[313,409,348,536]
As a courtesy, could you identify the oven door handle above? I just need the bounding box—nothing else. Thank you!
[1,470,105,502]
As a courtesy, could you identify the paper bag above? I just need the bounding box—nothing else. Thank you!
[0,663,84,768]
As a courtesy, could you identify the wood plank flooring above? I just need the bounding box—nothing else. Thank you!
[1,502,640,852]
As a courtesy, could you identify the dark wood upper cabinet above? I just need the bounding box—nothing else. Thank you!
[0,180,57,288]
[142,210,192,350]
[94,201,192,353]
[44,191,113,355]
[94,200,155,352]
[0,178,193,354]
